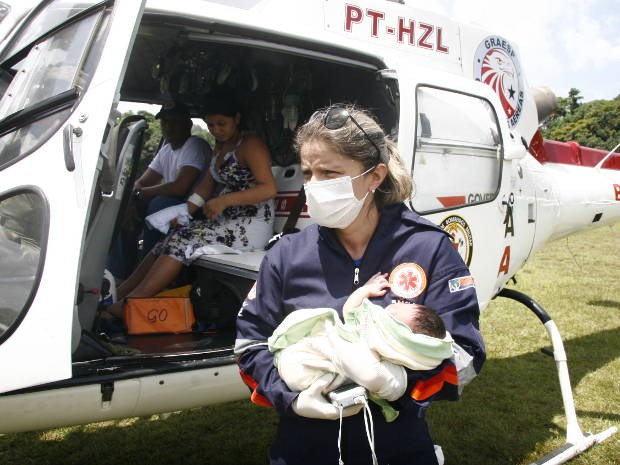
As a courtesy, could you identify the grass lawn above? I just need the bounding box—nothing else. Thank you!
[1,224,618,465]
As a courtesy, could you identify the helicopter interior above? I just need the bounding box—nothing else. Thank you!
[121,18,399,131]
[73,15,400,365]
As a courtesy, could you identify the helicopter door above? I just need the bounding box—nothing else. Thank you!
[404,70,533,309]
[0,0,145,393]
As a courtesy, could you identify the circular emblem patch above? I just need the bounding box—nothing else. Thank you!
[389,263,427,299]
[439,215,473,267]
[474,36,524,128]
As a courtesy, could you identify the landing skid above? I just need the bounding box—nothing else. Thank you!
[498,288,617,465]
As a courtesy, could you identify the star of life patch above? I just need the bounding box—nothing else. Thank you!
[448,276,475,293]
[389,263,427,299]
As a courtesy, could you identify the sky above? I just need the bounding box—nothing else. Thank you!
[423,0,620,102]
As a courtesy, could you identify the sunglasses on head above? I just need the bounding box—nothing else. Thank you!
[315,107,382,161]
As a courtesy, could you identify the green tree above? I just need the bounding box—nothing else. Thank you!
[551,87,583,118]
[192,126,215,147]
[565,87,584,114]
[137,110,161,165]
[541,91,620,152]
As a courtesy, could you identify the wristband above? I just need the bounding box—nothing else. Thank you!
[187,192,205,207]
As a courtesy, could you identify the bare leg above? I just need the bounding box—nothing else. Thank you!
[116,251,158,300]
[126,254,183,298]
[106,255,184,318]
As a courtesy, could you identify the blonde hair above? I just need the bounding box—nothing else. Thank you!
[294,104,411,208]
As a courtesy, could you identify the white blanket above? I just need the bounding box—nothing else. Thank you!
[145,203,191,234]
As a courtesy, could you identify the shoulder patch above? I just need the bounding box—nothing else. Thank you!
[389,263,427,299]
[448,276,475,293]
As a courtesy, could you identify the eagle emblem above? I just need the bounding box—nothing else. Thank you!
[474,36,524,128]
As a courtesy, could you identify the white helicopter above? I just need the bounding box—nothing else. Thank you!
[0,1,617,463]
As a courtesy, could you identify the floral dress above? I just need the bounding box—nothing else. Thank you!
[154,136,274,265]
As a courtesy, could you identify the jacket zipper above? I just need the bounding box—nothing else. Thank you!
[353,266,360,288]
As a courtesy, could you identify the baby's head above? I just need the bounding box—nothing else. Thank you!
[385,302,446,338]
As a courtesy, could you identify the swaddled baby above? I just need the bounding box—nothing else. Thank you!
[268,273,454,396]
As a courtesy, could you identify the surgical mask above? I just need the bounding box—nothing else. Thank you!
[304,167,374,229]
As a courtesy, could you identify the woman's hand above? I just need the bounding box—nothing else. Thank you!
[292,374,363,420]
[203,196,229,219]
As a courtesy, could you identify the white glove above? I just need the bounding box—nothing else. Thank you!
[292,374,363,419]
[319,332,407,401]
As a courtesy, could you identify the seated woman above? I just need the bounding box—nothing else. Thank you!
[102,94,277,320]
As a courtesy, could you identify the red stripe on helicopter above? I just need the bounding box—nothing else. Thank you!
[530,131,620,171]
[274,193,310,218]
[437,196,467,207]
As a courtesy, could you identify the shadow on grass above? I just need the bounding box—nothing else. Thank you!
[576,409,620,423]
[0,328,617,465]
[428,326,620,465]
[587,299,620,309]
[0,400,278,465]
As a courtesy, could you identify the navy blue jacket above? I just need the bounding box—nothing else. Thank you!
[235,203,485,464]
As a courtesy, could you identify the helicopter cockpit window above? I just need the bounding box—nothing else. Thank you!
[0,190,47,343]
[0,3,9,25]
[411,86,502,213]
[0,2,108,170]
[0,0,102,61]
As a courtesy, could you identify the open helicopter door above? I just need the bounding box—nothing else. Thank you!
[0,0,145,393]
[403,67,536,309]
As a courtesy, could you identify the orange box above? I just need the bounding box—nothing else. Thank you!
[124,297,196,335]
